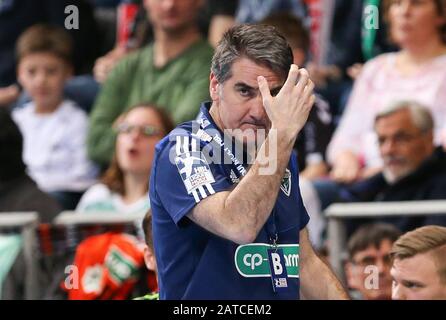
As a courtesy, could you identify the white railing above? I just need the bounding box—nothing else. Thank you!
[325,200,446,282]
[1,210,145,300]
[53,211,145,226]
[0,212,39,300]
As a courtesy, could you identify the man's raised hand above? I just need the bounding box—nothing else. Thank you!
[257,64,315,142]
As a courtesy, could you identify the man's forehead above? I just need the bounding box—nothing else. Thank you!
[376,121,420,137]
[376,110,416,130]
[229,57,285,85]
[391,254,437,280]
[233,80,283,91]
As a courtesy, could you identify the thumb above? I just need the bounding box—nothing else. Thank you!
[257,76,272,115]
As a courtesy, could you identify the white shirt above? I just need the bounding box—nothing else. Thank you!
[327,53,446,168]
[76,183,150,239]
[12,100,98,192]
[76,183,149,215]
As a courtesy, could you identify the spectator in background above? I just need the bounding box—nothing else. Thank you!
[93,0,238,84]
[345,223,401,300]
[201,0,238,48]
[0,109,61,223]
[327,0,446,184]
[70,105,172,300]
[391,225,446,300]
[134,210,159,300]
[88,0,214,167]
[340,102,446,233]
[12,25,98,210]
[0,0,99,109]
[0,0,98,86]
[77,104,173,236]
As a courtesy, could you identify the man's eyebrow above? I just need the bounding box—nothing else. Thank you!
[234,82,255,90]
[233,82,282,95]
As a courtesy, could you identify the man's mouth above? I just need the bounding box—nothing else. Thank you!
[384,157,406,167]
[242,122,266,130]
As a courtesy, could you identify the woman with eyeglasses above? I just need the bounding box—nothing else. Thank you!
[76,103,174,222]
[68,104,173,299]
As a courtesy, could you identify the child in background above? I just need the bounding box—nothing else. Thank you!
[12,24,98,209]
[134,210,159,300]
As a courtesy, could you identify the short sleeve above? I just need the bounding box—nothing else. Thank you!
[151,135,233,225]
[291,152,310,230]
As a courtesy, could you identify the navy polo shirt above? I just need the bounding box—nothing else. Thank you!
[149,102,309,300]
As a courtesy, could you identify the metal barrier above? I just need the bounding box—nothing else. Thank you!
[325,200,446,283]
[1,210,145,300]
[54,211,145,226]
[0,212,40,299]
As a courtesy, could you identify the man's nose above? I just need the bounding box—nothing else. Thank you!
[398,0,412,16]
[381,139,397,156]
[35,72,46,85]
[129,128,143,140]
[376,258,390,275]
[249,94,267,123]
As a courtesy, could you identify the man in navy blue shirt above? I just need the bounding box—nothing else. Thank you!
[150,24,348,300]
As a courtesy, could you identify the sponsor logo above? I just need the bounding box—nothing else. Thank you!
[230,170,240,184]
[104,245,139,285]
[175,151,215,194]
[235,243,299,278]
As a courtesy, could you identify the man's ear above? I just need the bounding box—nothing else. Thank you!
[143,245,156,271]
[209,72,220,102]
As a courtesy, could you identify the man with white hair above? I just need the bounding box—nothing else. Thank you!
[340,101,446,233]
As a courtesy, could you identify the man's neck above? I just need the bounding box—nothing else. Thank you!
[153,26,201,68]
[208,103,223,131]
[123,173,148,205]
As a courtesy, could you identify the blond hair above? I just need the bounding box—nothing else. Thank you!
[391,226,446,283]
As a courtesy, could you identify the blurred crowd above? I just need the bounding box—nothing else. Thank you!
[0,0,445,300]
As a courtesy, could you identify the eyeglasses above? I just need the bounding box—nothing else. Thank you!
[115,123,161,137]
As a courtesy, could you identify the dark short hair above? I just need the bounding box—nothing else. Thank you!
[141,210,153,250]
[16,24,73,64]
[211,24,293,83]
[348,223,402,259]
[0,109,26,181]
[259,12,310,52]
